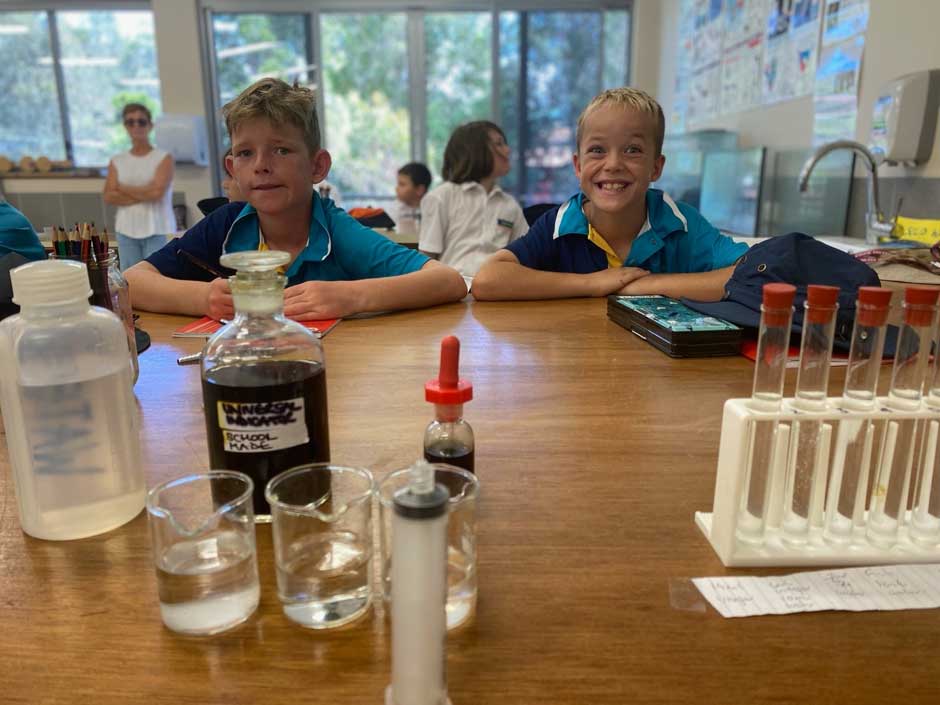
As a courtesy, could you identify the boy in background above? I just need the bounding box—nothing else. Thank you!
[472,87,747,302]
[126,78,466,321]
[393,162,431,236]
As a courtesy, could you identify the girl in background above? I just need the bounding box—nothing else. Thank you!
[418,121,526,278]
[103,103,175,270]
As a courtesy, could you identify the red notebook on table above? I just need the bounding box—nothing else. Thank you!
[173,316,340,338]
[739,339,851,368]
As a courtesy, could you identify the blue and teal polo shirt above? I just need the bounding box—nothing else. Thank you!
[146,193,429,284]
[0,202,46,262]
[505,189,747,274]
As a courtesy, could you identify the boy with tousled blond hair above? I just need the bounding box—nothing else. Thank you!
[472,86,747,302]
[127,78,466,321]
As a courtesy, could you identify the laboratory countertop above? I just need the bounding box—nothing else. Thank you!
[1,299,938,704]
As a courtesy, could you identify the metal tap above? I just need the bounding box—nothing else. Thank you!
[798,139,896,244]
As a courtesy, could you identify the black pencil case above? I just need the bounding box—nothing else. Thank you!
[606,295,742,358]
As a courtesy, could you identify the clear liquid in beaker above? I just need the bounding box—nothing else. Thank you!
[276,531,372,629]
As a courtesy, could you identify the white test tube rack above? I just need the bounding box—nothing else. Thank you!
[696,396,940,567]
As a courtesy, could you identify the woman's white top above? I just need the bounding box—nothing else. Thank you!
[112,148,175,239]
[418,181,527,277]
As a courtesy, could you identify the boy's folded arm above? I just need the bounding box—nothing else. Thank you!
[283,260,467,320]
[125,261,215,316]
[355,260,466,312]
[619,265,735,302]
[472,250,647,301]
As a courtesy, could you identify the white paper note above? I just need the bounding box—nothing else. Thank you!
[693,564,940,618]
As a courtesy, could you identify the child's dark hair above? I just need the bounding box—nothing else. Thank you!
[442,121,506,184]
[398,162,431,190]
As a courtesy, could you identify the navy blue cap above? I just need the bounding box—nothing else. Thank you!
[682,233,885,350]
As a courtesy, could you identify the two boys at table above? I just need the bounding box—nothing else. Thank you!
[125,79,742,319]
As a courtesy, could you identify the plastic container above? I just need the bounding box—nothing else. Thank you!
[200,250,330,520]
[0,259,145,540]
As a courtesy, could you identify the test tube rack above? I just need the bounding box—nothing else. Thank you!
[696,396,940,567]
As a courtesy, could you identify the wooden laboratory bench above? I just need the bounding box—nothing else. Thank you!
[1,298,938,705]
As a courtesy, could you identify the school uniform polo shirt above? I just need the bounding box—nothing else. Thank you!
[0,202,46,261]
[419,181,527,277]
[504,189,748,275]
[146,193,429,285]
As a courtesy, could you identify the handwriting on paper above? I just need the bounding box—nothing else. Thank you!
[692,564,940,617]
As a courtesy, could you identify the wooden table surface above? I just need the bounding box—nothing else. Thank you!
[2,298,939,704]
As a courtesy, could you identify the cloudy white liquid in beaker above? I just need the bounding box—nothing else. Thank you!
[156,530,259,635]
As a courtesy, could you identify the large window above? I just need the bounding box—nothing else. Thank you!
[321,12,409,205]
[206,3,631,208]
[0,9,161,167]
[425,12,493,185]
[0,11,64,161]
[212,13,310,108]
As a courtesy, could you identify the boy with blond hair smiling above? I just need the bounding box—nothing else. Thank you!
[472,87,747,301]
[127,78,466,320]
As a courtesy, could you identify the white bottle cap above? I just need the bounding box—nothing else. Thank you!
[11,260,91,306]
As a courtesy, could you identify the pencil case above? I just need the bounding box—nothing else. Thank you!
[606,294,742,358]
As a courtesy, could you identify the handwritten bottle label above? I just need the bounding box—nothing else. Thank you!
[217,397,308,453]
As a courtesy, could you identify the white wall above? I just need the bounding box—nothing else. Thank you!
[649,0,940,178]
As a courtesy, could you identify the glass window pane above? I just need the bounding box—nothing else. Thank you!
[603,10,630,89]
[518,11,603,206]
[498,12,521,195]
[321,13,408,207]
[425,12,493,184]
[57,10,162,167]
[0,12,66,161]
[212,13,310,108]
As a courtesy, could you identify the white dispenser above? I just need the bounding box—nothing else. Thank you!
[869,69,940,166]
[0,260,145,540]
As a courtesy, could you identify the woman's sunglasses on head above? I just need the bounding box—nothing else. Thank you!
[124,118,149,127]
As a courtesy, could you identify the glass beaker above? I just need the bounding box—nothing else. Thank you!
[266,464,375,629]
[146,471,260,636]
[379,463,479,630]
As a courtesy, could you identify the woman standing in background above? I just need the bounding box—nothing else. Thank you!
[103,103,175,270]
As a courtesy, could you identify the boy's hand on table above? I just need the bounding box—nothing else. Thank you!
[283,281,360,320]
[587,267,649,297]
[205,277,234,321]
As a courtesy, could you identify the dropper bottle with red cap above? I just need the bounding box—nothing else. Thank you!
[424,336,474,473]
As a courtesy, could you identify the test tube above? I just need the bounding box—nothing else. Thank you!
[823,287,893,545]
[907,292,940,547]
[867,287,940,548]
[781,285,839,546]
[386,460,451,705]
[736,283,796,544]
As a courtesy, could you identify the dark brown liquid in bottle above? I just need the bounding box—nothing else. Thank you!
[424,442,474,473]
[425,442,474,497]
[203,360,330,515]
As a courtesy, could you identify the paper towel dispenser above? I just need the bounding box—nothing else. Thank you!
[869,69,940,166]
[154,114,209,166]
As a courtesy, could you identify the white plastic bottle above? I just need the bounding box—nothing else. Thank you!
[0,260,145,540]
